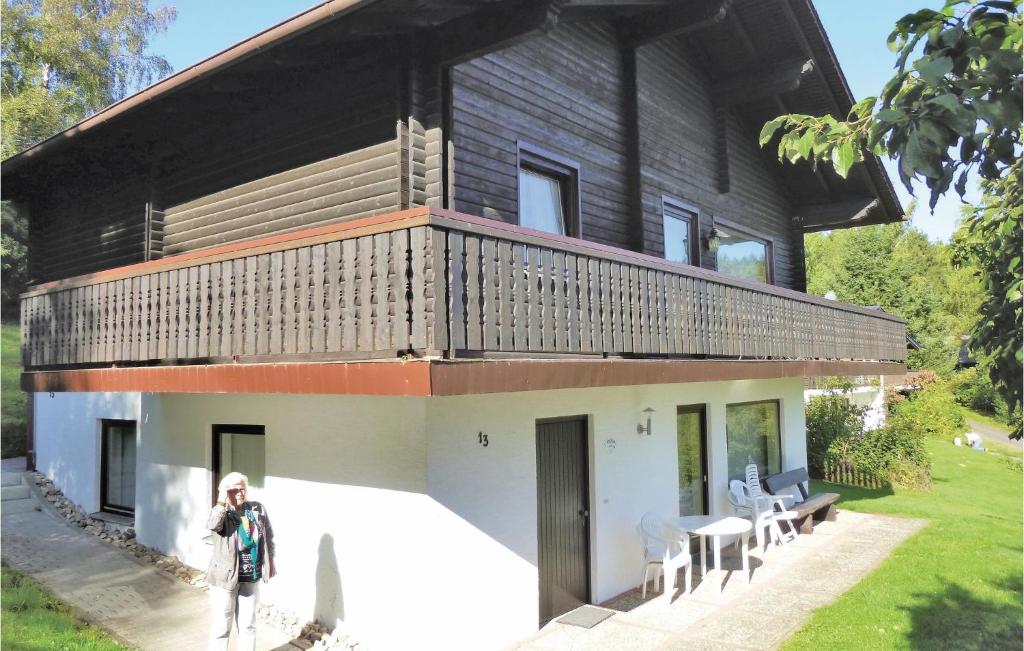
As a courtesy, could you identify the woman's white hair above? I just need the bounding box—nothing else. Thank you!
[218,471,249,492]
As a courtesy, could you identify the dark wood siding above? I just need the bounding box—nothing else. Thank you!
[30,183,150,283]
[450,22,631,249]
[636,37,799,289]
[163,138,402,255]
[28,47,402,283]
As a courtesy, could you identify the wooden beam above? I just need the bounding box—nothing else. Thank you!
[793,198,879,231]
[623,0,733,46]
[620,43,645,252]
[713,58,814,106]
[429,0,562,66]
[713,105,730,193]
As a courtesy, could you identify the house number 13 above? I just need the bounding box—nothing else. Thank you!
[478,432,489,447]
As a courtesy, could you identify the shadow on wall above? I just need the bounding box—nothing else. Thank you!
[905,577,1022,649]
[145,460,208,567]
[37,392,136,511]
[314,533,344,627]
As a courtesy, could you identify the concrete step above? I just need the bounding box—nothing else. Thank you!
[2,498,40,514]
[1,472,23,487]
[2,484,30,501]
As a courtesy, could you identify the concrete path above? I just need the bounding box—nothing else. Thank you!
[516,511,926,651]
[1,458,296,651]
[965,418,1021,450]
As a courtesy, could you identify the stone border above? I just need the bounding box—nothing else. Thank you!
[27,471,359,651]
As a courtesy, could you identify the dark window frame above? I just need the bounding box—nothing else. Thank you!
[211,424,266,506]
[676,404,709,517]
[725,399,782,482]
[100,419,137,516]
[661,195,701,267]
[516,140,582,238]
[712,217,775,285]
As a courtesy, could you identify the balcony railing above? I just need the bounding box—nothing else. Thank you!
[20,207,906,370]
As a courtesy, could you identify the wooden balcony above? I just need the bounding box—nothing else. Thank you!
[20,207,906,372]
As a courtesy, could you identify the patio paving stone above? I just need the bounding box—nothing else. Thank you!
[514,510,926,651]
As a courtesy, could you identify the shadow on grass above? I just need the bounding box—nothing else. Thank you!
[810,479,895,506]
[906,578,1023,650]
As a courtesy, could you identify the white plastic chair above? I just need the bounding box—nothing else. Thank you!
[745,464,798,545]
[728,480,774,551]
[636,521,663,599]
[639,512,693,603]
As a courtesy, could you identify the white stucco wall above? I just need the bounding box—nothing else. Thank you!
[426,376,807,616]
[32,376,807,651]
[138,392,429,650]
[33,391,142,512]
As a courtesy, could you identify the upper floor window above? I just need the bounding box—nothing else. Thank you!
[517,141,580,237]
[662,198,699,266]
[713,221,773,284]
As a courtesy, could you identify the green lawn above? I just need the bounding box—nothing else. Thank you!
[1,322,26,458]
[961,406,1013,434]
[783,439,1023,650]
[1,565,131,650]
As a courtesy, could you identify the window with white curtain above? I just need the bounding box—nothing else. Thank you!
[101,420,136,515]
[517,141,580,237]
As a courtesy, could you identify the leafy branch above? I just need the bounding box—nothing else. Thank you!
[760,0,1022,211]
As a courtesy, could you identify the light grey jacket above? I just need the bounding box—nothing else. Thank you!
[206,501,275,590]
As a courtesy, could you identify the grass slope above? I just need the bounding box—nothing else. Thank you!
[783,439,1023,650]
[1,565,130,650]
[961,406,1014,435]
[1,322,26,458]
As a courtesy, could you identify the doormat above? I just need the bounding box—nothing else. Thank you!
[557,605,616,628]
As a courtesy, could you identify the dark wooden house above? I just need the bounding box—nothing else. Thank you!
[3,1,907,648]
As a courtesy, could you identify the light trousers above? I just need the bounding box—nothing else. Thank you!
[209,581,260,651]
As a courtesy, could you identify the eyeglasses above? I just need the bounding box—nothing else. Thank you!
[227,487,246,494]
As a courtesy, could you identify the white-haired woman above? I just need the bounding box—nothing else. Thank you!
[207,471,276,651]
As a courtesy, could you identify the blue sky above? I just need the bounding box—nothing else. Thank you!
[147,0,964,241]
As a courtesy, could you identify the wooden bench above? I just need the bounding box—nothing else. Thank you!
[763,468,839,535]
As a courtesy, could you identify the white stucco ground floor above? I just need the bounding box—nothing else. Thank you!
[32,376,808,651]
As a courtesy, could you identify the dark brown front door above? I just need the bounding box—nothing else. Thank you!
[536,417,590,624]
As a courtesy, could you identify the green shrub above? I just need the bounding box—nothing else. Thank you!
[806,386,931,489]
[806,390,864,478]
[890,378,965,440]
[950,365,1003,414]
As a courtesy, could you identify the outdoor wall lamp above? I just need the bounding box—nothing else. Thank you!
[704,226,721,253]
[636,407,655,436]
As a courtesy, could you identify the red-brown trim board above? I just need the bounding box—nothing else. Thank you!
[23,359,906,396]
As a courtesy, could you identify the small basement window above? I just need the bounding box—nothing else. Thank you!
[517,141,581,237]
[101,419,137,516]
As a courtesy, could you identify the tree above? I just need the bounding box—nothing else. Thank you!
[952,160,1022,433]
[0,0,176,317]
[805,222,983,373]
[761,0,1022,437]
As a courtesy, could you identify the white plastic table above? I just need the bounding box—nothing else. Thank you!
[678,515,752,592]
